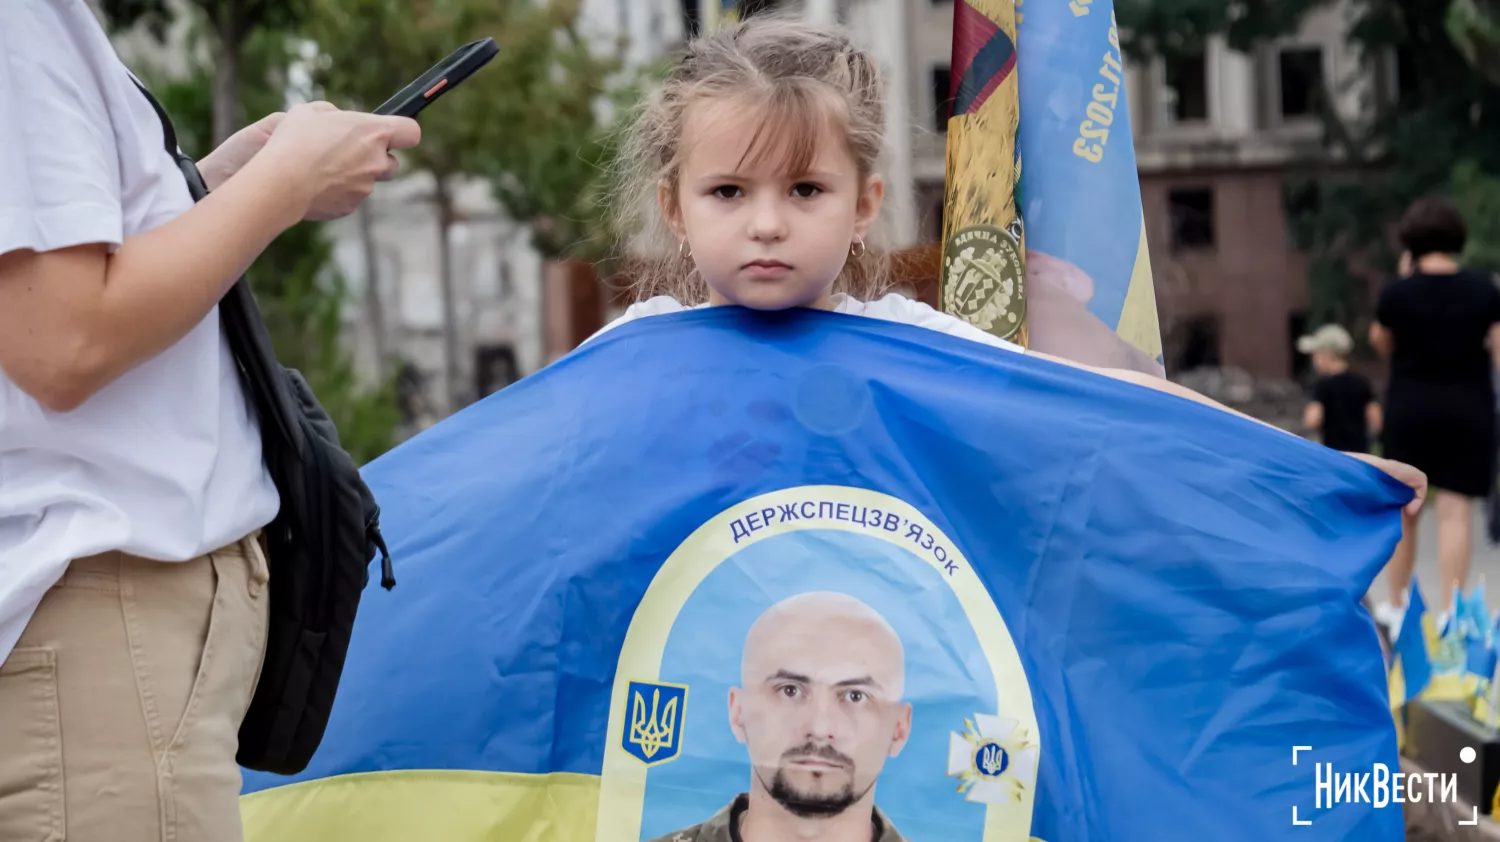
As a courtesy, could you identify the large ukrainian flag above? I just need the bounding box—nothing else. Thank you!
[240,307,1408,841]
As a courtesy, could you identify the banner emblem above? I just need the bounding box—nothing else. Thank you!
[943,221,1027,341]
[623,680,688,766]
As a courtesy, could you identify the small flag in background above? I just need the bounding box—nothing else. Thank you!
[1391,580,1432,706]
[1466,624,1497,682]
[1387,577,1500,714]
[1466,576,1491,636]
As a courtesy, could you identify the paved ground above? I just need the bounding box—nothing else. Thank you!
[1370,506,1500,611]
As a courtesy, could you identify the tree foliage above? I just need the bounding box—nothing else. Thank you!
[103,0,306,142]
[299,0,626,259]
[1114,0,1313,61]
[1453,159,1500,274]
[1449,0,1500,86]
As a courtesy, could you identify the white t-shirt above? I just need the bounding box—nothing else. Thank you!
[588,292,1028,355]
[0,0,280,662]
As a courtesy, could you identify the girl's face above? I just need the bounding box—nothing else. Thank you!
[661,98,884,311]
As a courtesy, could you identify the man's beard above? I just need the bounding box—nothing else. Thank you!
[759,744,872,819]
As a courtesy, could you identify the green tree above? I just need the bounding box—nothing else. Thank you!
[300,0,623,408]
[103,0,305,144]
[1452,159,1500,273]
[1448,0,1500,85]
[127,23,402,464]
[1118,0,1500,332]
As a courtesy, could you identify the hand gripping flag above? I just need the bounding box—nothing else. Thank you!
[241,308,1410,842]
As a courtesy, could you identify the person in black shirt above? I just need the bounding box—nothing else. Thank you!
[1369,196,1500,629]
[1299,324,1380,454]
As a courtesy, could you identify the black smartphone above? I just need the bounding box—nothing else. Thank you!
[372,38,499,118]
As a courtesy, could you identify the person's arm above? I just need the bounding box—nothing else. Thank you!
[0,103,418,412]
[1367,400,1383,436]
[1303,401,1325,433]
[1370,322,1394,358]
[0,165,303,411]
[1371,281,1398,359]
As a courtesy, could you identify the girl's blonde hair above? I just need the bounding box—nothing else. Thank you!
[608,15,891,304]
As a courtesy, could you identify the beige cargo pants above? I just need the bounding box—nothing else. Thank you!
[0,533,270,842]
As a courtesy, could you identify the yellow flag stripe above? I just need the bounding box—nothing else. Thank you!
[241,770,599,842]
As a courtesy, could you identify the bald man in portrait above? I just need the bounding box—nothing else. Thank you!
[647,591,912,842]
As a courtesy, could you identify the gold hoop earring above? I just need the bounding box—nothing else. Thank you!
[850,238,866,258]
[679,240,692,260]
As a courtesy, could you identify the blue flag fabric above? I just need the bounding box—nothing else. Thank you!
[1394,581,1432,703]
[241,308,1409,842]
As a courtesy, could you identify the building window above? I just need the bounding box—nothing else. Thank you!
[1164,52,1208,124]
[932,66,953,133]
[498,259,514,299]
[474,344,519,399]
[1176,315,1222,372]
[1283,180,1322,251]
[1278,47,1324,118]
[1168,188,1215,250]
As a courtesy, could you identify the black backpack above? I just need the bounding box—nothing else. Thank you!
[131,79,396,775]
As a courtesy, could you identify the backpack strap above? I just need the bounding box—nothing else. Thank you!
[129,77,303,450]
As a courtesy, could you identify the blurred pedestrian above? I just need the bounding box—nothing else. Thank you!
[1488,363,1500,545]
[1298,323,1380,454]
[1369,197,1500,626]
[0,2,419,840]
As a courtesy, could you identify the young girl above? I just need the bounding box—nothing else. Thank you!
[590,15,1425,509]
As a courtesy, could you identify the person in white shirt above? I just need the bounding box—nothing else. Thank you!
[0,2,420,840]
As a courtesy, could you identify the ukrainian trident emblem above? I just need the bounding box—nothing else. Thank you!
[622,680,688,766]
[975,741,1009,777]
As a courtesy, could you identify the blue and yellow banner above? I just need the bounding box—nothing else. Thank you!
[242,309,1408,841]
[1016,0,1163,375]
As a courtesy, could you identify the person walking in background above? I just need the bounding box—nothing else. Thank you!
[1488,362,1500,545]
[1370,197,1500,627]
[1299,323,1380,454]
